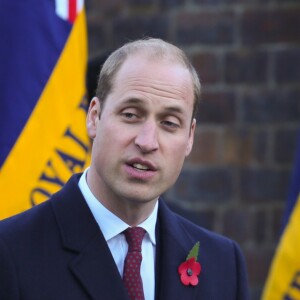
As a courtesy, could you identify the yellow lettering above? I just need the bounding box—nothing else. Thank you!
[40,160,65,187]
[30,188,52,206]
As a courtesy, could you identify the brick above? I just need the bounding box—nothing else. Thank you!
[239,0,269,3]
[87,52,111,99]
[169,168,234,203]
[195,0,236,4]
[223,208,253,244]
[272,207,284,243]
[128,0,155,5]
[87,20,107,56]
[250,287,264,300]
[196,91,237,124]
[222,130,239,165]
[166,202,216,230]
[254,210,268,244]
[222,128,252,165]
[222,129,269,165]
[224,50,268,84]
[242,9,300,45]
[186,129,219,164]
[242,89,300,124]
[176,12,235,45]
[112,16,169,46]
[86,0,123,15]
[275,48,300,84]
[160,0,187,8]
[253,131,269,165]
[244,247,274,285]
[276,0,300,3]
[192,52,221,84]
[240,168,290,203]
[274,128,300,165]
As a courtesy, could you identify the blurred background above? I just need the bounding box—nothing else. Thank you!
[85,0,300,298]
[0,0,299,298]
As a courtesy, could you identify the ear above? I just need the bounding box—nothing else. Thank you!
[87,97,101,139]
[185,118,196,156]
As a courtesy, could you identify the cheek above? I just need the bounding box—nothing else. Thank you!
[94,124,131,156]
[165,142,187,169]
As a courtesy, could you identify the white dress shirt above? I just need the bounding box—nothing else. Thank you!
[78,168,157,300]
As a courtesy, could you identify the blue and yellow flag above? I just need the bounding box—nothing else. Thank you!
[0,0,90,219]
[262,131,300,299]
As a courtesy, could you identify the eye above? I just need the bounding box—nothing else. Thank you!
[161,120,180,130]
[122,112,137,119]
[120,108,141,122]
[162,120,178,127]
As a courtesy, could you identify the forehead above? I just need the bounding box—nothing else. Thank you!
[112,54,194,106]
[116,53,191,81]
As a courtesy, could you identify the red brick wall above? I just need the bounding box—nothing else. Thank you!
[85,1,300,298]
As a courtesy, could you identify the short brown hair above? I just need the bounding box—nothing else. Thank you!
[96,38,201,119]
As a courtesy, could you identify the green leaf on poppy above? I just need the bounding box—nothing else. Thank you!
[186,241,200,261]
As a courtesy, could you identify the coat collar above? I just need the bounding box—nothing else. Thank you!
[51,174,130,300]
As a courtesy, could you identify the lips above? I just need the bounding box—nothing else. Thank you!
[125,158,157,180]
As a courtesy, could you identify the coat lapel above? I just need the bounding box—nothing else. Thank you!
[51,174,130,300]
[156,199,200,300]
[69,234,129,300]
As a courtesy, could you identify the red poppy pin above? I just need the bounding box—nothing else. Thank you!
[178,241,201,286]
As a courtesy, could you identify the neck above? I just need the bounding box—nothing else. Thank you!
[100,196,157,226]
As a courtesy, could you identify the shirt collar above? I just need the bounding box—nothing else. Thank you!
[78,168,157,245]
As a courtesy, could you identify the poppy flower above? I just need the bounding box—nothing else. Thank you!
[178,257,201,286]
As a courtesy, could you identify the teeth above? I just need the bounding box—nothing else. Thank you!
[133,163,149,170]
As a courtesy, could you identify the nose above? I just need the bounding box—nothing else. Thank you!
[135,120,159,153]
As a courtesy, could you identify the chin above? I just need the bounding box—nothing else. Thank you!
[120,189,160,204]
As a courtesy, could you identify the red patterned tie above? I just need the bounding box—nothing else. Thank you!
[123,227,146,300]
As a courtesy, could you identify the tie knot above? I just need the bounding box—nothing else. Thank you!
[124,227,146,252]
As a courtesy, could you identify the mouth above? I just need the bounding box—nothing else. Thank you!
[124,160,157,180]
[126,158,157,173]
[132,163,151,171]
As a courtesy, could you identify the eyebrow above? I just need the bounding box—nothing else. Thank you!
[121,98,185,115]
[162,106,185,115]
[121,98,144,106]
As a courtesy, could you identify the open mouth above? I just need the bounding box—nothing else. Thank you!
[132,163,150,171]
[126,158,157,173]
[125,159,157,179]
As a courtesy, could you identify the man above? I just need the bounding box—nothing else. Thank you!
[0,38,249,299]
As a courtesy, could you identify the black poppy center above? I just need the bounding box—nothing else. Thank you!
[187,268,193,276]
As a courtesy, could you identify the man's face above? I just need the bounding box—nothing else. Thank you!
[87,54,196,214]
